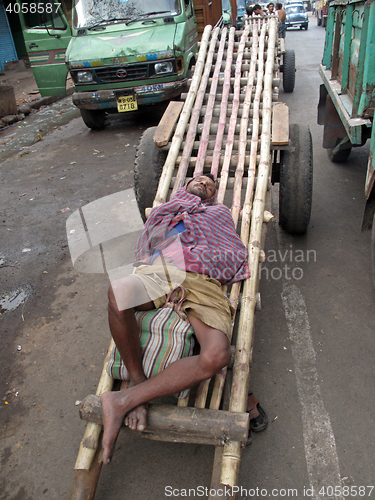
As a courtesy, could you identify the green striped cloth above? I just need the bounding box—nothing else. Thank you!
[106,305,195,399]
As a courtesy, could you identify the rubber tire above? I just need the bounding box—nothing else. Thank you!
[279,124,313,234]
[134,127,167,222]
[322,17,327,27]
[80,109,106,129]
[327,147,352,163]
[317,16,322,26]
[283,50,296,93]
[372,213,375,290]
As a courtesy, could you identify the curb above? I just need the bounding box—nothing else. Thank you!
[29,87,74,110]
[0,87,75,129]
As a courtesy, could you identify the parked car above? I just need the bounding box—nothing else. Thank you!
[285,3,309,29]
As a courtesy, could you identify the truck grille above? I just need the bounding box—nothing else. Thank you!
[95,64,148,83]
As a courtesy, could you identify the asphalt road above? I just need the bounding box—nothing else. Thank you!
[1,14,374,500]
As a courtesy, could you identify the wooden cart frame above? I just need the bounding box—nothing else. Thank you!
[70,16,311,500]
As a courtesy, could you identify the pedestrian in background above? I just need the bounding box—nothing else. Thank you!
[276,3,286,37]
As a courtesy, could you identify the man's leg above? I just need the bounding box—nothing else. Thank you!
[107,275,155,434]
[101,314,231,464]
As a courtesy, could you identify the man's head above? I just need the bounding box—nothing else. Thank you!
[267,2,275,12]
[275,3,283,9]
[253,4,264,14]
[186,174,217,201]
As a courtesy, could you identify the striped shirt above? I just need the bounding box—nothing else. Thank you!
[134,188,250,285]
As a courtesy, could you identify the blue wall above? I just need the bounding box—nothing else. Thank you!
[0,2,18,71]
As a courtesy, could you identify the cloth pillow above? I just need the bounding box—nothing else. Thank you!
[106,303,195,399]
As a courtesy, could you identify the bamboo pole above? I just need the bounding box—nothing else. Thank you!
[173,155,260,170]
[240,21,267,247]
[220,17,278,488]
[205,74,280,86]
[207,19,253,415]
[231,19,260,228]
[194,379,211,408]
[74,339,115,471]
[180,138,260,151]
[205,26,251,413]
[172,26,221,195]
[194,28,228,177]
[193,26,235,404]
[210,27,236,180]
[181,93,277,104]
[210,19,262,413]
[216,26,249,198]
[153,24,212,207]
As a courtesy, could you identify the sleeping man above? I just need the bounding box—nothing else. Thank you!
[102,174,252,464]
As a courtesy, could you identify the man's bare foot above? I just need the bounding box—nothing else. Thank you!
[101,391,129,465]
[124,403,148,431]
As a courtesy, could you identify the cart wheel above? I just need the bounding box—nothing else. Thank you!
[283,50,295,93]
[372,214,375,290]
[279,124,313,234]
[80,109,106,129]
[134,127,167,222]
[327,147,352,163]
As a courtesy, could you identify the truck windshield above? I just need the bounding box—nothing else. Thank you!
[73,0,182,29]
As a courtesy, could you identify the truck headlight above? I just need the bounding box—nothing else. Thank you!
[154,62,174,75]
[77,71,94,83]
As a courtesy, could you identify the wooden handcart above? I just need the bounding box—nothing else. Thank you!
[70,15,313,500]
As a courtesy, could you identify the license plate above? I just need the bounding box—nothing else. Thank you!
[117,95,138,112]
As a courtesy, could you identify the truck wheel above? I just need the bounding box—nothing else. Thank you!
[134,126,167,222]
[327,147,352,162]
[279,124,313,234]
[372,214,375,290]
[80,109,106,129]
[283,50,295,93]
[317,16,322,26]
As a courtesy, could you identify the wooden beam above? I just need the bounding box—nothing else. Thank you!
[272,102,289,145]
[79,395,249,446]
[153,101,184,147]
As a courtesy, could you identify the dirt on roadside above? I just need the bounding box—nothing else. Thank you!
[0,60,41,108]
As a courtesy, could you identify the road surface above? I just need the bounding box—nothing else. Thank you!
[1,15,374,500]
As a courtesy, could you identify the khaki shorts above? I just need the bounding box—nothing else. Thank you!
[133,264,234,338]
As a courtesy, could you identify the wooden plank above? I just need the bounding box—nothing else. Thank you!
[279,37,286,54]
[79,395,249,445]
[271,102,289,145]
[153,101,184,147]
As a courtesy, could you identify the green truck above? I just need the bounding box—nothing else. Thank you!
[317,0,375,286]
[17,0,200,129]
